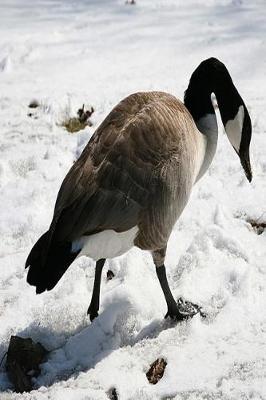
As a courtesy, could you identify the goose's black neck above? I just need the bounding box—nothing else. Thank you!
[184,86,214,122]
[183,57,252,183]
[184,57,243,125]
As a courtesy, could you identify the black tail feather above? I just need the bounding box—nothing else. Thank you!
[26,231,80,293]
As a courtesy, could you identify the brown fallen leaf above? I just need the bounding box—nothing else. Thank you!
[146,357,167,384]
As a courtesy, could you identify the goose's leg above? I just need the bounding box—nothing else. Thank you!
[87,258,106,321]
[153,249,199,320]
[156,264,184,320]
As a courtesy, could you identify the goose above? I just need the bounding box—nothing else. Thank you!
[26,58,252,322]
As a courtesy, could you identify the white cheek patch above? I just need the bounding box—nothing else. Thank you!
[225,105,244,152]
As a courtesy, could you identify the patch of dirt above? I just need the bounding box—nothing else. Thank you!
[246,218,266,235]
[61,105,94,133]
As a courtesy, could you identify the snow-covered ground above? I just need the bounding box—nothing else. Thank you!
[1,0,266,398]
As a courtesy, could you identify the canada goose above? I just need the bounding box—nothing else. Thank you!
[26,58,252,322]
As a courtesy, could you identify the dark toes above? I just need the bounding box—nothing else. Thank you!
[164,308,188,321]
[176,297,202,318]
[89,312,98,322]
[87,306,99,322]
[165,298,203,321]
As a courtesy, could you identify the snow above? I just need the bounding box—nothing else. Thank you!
[0,0,266,399]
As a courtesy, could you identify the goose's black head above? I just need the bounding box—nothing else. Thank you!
[184,57,252,182]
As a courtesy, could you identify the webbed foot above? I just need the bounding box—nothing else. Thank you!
[165,298,203,321]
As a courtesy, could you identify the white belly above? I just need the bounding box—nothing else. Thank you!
[72,226,138,261]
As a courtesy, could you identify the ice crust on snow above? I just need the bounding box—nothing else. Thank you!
[0,0,266,399]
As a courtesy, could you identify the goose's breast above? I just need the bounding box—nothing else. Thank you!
[193,132,207,183]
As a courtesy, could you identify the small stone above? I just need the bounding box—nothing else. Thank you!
[107,387,118,400]
[107,270,115,281]
[146,358,167,384]
[28,100,40,109]
[27,113,38,119]
[6,335,48,393]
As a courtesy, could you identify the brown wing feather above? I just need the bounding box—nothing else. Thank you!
[50,92,156,241]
